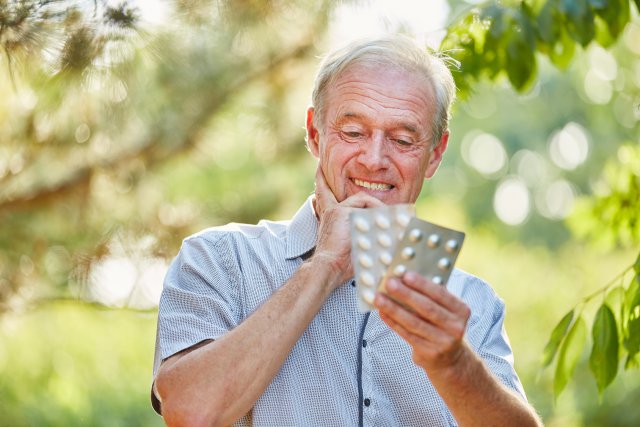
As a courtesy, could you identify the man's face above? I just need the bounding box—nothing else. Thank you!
[307,64,448,205]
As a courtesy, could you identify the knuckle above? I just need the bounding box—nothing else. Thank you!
[406,315,422,333]
[450,322,466,340]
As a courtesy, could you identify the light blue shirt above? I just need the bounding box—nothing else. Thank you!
[153,197,527,426]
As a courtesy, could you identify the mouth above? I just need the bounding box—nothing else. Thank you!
[352,178,394,191]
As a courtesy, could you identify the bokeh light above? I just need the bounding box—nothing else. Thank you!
[461,131,508,178]
[548,122,590,170]
[536,179,577,220]
[493,177,530,225]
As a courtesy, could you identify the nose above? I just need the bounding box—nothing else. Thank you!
[357,132,389,171]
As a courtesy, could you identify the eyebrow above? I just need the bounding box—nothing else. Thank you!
[339,112,419,134]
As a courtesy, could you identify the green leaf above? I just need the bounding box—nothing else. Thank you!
[634,251,640,275]
[537,0,563,45]
[594,15,615,47]
[593,0,630,38]
[624,272,640,363]
[624,273,640,319]
[505,8,537,92]
[624,316,640,363]
[548,30,576,69]
[554,315,587,398]
[560,0,596,46]
[588,0,608,8]
[589,304,619,395]
[542,310,574,367]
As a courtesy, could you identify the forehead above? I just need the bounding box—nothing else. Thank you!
[323,63,435,131]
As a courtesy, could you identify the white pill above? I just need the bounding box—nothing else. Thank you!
[357,236,372,250]
[379,251,392,266]
[393,264,407,277]
[355,217,370,232]
[396,212,411,227]
[401,246,415,260]
[362,289,376,305]
[359,254,373,268]
[427,234,440,248]
[445,239,459,253]
[437,257,451,270]
[377,233,392,248]
[408,228,422,242]
[375,215,391,229]
[432,275,443,285]
[360,271,376,287]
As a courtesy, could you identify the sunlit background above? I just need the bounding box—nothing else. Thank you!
[1,0,639,425]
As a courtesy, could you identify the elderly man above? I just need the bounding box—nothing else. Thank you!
[152,36,542,426]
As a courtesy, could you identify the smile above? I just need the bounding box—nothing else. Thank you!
[353,178,394,191]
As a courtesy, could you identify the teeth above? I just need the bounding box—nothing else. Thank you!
[354,179,392,191]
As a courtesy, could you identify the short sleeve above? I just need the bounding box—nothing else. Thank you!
[154,233,242,369]
[474,297,528,401]
[449,271,528,402]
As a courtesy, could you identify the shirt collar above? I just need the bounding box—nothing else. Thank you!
[285,196,319,260]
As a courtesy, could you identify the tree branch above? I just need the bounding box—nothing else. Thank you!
[0,37,314,213]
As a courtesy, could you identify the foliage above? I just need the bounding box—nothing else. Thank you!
[442,0,638,93]
[0,301,162,426]
[0,0,639,422]
[541,253,640,398]
[540,145,640,398]
[0,0,331,311]
[442,0,640,399]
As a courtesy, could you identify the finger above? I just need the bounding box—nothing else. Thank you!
[403,272,471,319]
[383,277,462,331]
[339,191,386,209]
[375,292,443,340]
[378,308,432,349]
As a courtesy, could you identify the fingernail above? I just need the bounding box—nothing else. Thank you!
[387,279,398,291]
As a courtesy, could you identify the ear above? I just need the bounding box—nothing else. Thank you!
[306,107,320,158]
[424,131,449,179]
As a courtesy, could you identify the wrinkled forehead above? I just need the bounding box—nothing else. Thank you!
[323,62,436,125]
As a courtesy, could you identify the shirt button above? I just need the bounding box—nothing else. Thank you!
[362,340,367,348]
[364,398,371,407]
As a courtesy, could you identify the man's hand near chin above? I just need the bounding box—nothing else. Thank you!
[312,164,385,286]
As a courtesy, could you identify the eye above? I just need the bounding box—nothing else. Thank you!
[394,139,412,146]
[341,130,364,142]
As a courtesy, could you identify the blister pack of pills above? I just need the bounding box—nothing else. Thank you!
[349,204,415,312]
[350,206,465,312]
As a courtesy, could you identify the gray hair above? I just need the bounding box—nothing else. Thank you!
[310,35,457,149]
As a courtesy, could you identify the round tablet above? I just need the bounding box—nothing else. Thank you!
[377,233,392,248]
[408,228,422,242]
[393,264,407,277]
[354,217,370,232]
[427,234,440,248]
[360,271,376,287]
[359,254,374,268]
[396,212,411,227]
[437,257,451,270]
[379,251,392,266]
[401,246,416,260]
[375,215,391,229]
[445,239,459,253]
[362,289,376,305]
[357,236,372,250]
[432,275,443,285]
